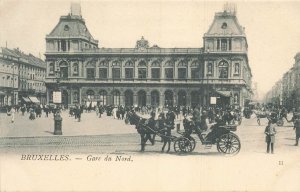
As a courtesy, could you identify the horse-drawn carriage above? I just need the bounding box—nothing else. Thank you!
[253,110,284,126]
[125,111,241,155]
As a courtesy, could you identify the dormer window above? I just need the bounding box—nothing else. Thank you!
[64,25,69,31]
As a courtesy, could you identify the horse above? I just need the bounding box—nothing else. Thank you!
[126,111,158,151]
[253,110,271,125]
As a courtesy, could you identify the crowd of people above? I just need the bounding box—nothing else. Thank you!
[4,101,300,154]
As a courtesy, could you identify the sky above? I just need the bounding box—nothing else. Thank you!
[0,0,300,99]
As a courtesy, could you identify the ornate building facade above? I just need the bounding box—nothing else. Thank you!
[0,47,46,107]
[45,4,252,108]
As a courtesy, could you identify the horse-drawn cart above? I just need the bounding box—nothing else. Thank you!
[126,111,241,155]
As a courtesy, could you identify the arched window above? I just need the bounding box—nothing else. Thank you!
[234,63,240,74]
[73,92,79,103]
[73,63,79,76]
[49,63,54,74]
[207,62,213,75]
[218,60,229,79]
[59,61,68,78]
[86,90,95,101]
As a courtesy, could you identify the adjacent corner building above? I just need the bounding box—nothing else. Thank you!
[45,4,253,108]
[0,47,46,107]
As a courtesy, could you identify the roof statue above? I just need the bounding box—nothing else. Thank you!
[135,36,149,51]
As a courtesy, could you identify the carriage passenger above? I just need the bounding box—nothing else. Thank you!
[192,108,201,132]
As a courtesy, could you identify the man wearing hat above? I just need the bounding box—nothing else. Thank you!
[293,113,300,146]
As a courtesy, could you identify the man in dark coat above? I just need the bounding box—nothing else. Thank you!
[293,114,300,146]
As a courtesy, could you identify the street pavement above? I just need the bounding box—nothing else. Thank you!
[0,110,299,155]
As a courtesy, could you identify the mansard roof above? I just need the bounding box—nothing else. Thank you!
[0,47,46,68]
[46,15,98,45]
[204,11,245,37]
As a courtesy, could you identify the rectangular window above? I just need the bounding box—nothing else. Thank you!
[125,68,134,79]
[86,68,95,79]
[229,39,232,50]
[61,40,66,51]
[178,68,187,79]
[221,39,227,51]
[191,68,200,79]
[217,39,220,50]
[165,68,173,79]
[112,68,120,79]
[151,68,160,79]
[99,68,108,79]
[138,68,147,79]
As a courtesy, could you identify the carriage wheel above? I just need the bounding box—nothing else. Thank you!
[189,137,196,151]
[217,133,241,155]
[176,137,194,153]
[174,139,181,153]
[276,119,284,126]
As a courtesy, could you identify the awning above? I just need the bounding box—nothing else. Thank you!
[28,97,40,103]
[215,90,232,97]
[248,101,258,105]
[22,97,31,103]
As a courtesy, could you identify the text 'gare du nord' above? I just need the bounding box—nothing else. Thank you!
[45,3,253,108]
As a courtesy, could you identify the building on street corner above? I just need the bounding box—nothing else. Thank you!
[0,47,47,108]
[45,3,253,108]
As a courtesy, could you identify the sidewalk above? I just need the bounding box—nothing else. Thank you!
[0,111,137,138]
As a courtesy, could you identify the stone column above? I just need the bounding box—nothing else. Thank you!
[147,62,151,79]
[186,91,191,107]
[120,93,125,106]
[132,93,137,107]
[173,91,178,106]
[79,87,82,105]
[160,93,164,108]
[146,93,151,106]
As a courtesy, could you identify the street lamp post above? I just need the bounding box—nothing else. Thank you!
[53,70,62,135]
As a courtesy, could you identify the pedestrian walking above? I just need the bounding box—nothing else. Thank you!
[8,107,16,123]
[293,113,300,146]
[264,120,276,154]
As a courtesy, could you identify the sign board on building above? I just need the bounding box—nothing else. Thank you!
[53,91,62,103]
[210,97,217,105]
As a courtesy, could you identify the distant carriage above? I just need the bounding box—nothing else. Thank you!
[252,110,284,126]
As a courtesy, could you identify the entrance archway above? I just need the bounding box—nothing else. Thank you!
[164,90,173,107]
[99,90,107,105]
[62,90,68,106]
[178,90,187,106]
[112,90,120,106]
[124,90,133,106]
[138,90,146,107]
[151,90,160,107]
[191,91,200,108]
